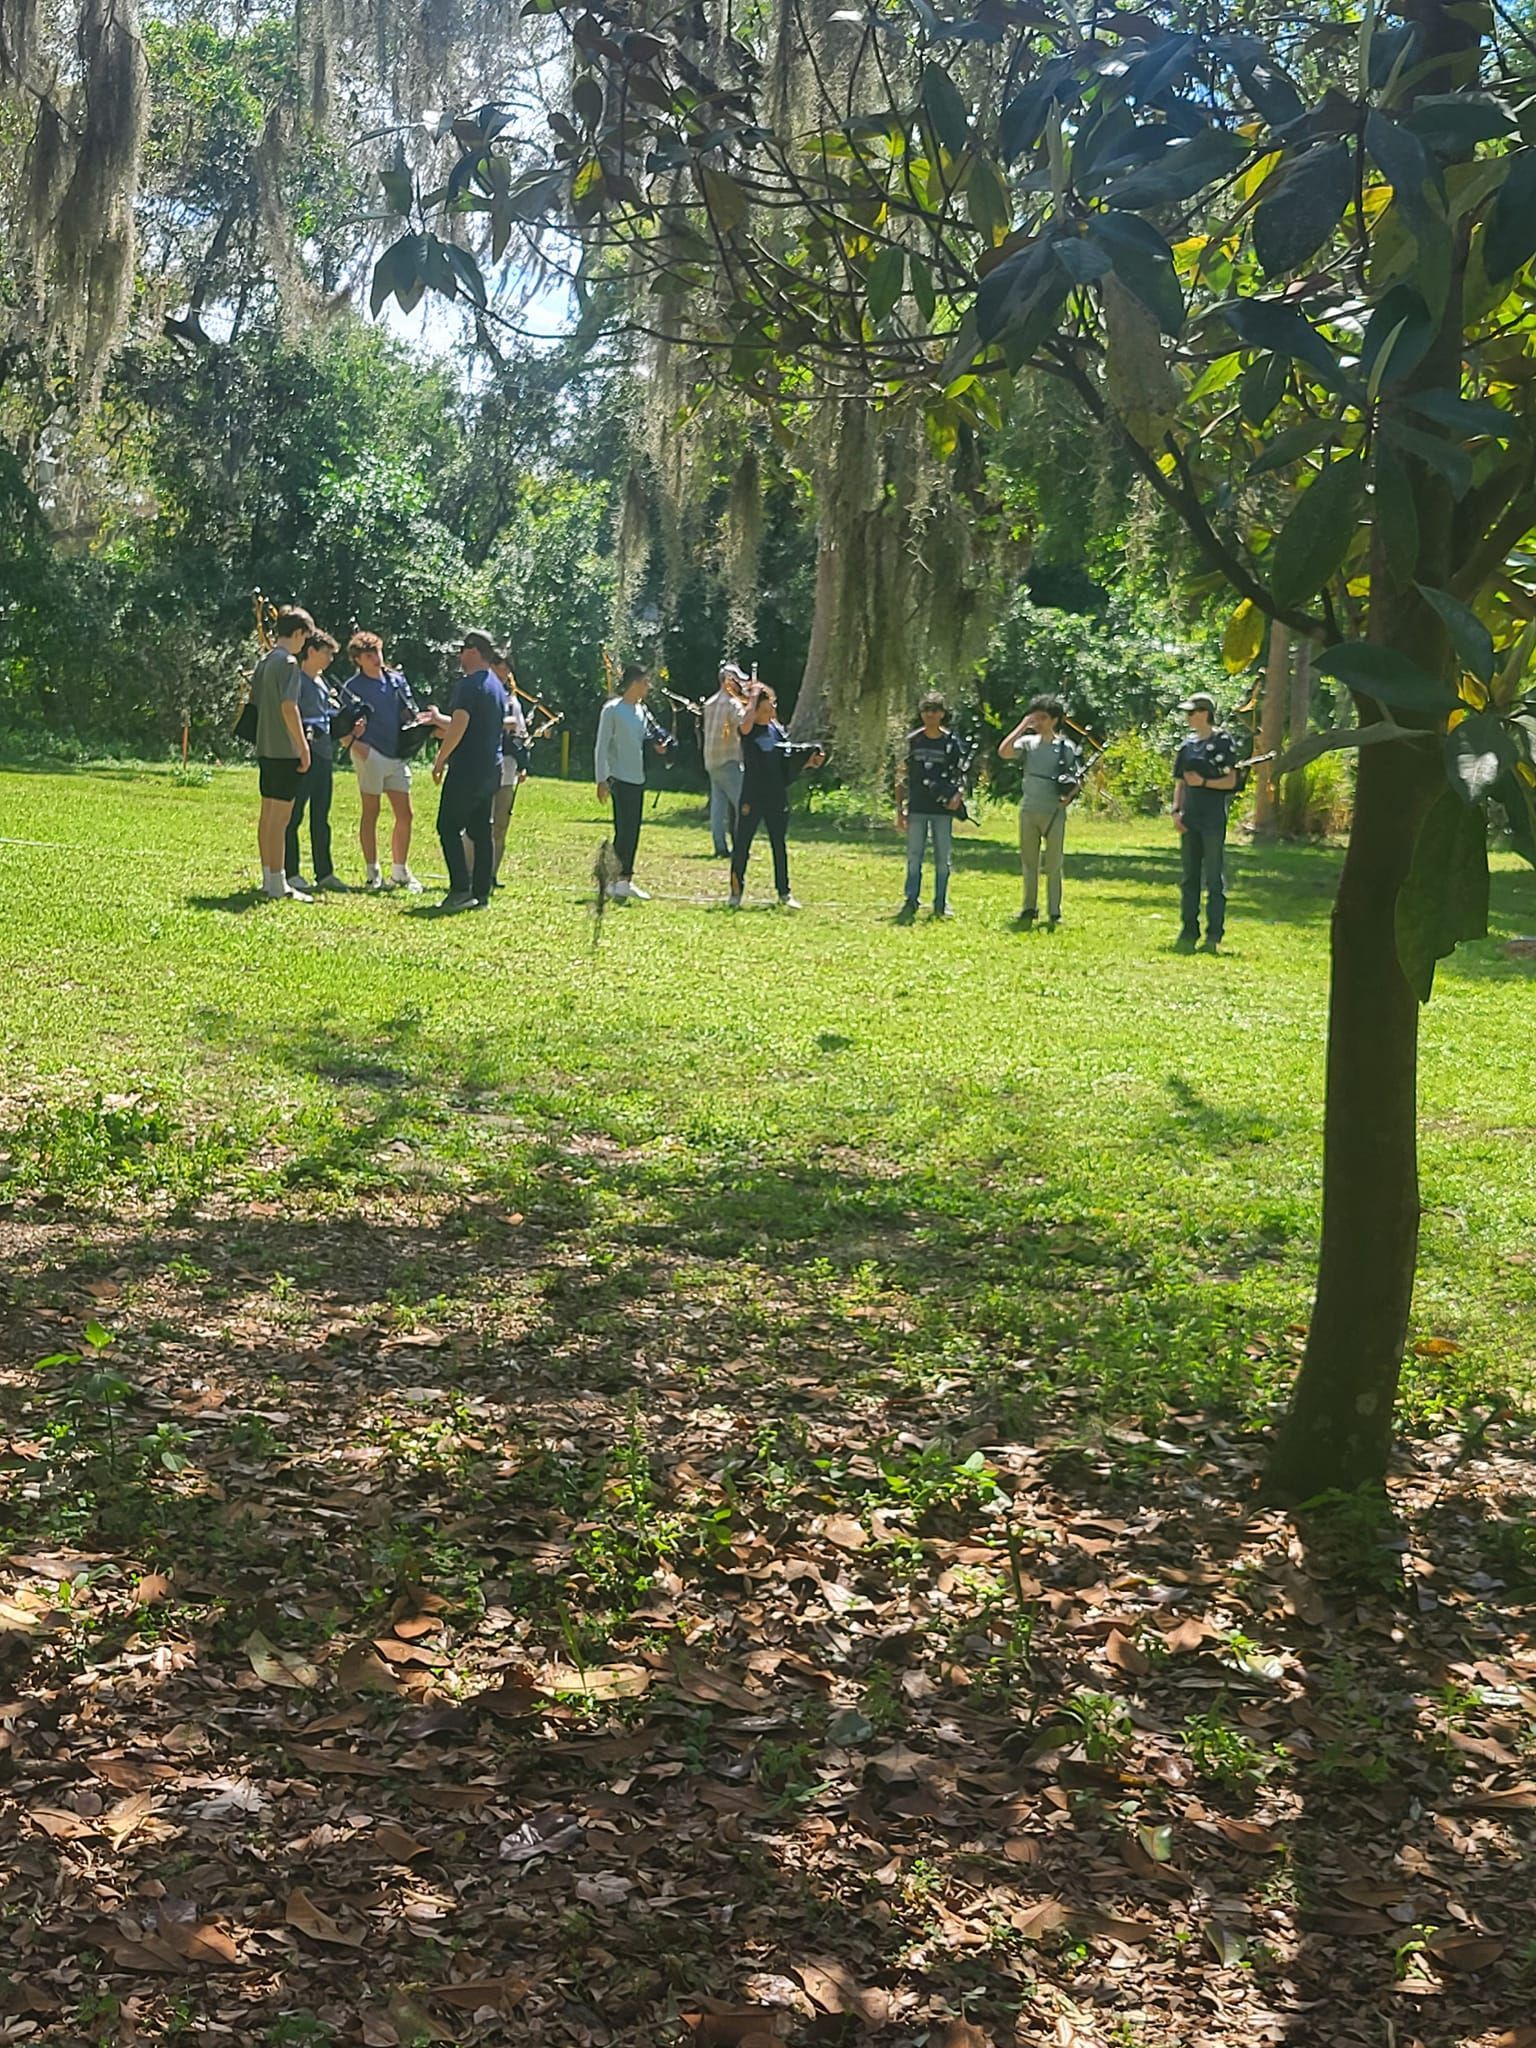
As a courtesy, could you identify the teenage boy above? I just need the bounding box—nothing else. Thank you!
[595,662,665,901]
[345,630,424,892]
[250,606,315,900]
[431,632,510,910]
[895,690,966,920]
[999,695,1081,928]
[703,663,748,858]
[284,630,343,893]
[1172,692,1241,952]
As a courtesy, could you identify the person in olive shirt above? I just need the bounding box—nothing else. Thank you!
[1172,691,1241,952]
[895,690,966,921]
[430,631,509,910]
[284,631,343,893]
[249,606,315,900]
[999,695,1081,928]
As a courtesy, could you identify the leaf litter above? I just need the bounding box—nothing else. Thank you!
[0,1200,1534,2045]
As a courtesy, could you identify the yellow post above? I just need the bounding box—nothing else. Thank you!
[560,730,570,779]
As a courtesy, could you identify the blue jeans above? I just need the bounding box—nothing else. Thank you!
[1180,820,1227,941]
[708,761,743,856]
[905,812,953,911]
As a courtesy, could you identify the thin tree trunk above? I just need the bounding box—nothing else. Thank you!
[1268,0,1477,1499]
[1251,621,1289,839]
[1282,636,1314,836]
[1266,729,1440,1497]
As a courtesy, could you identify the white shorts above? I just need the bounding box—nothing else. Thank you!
[353,746,411,797]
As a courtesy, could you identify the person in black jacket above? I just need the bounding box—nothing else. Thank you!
[728,682,826,910]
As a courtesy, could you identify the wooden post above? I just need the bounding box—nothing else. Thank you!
[1250,621,1289,839]
[560,730,570,779]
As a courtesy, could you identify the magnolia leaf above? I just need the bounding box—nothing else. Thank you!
[1084,211,1183,335]
[379,165,414,215]
[699,166,747,233]
[1483,148,1536,282]
[1395,787,1490,1002]
[1360,284,1432,392]
[1445,710,1515,804]
[1365,111,1435,219]
[1103,125,1248,210]
[1383,420,1474,499]
[245,1631,319,1690]
[1403,389,1514,439]
[921,63,971,155]
[571,73,603,131]
[1248,418,1333,477]
[866,245,905,325]
[1406,95,1512,156]
[1253,142,1353,277]
[1315,642,1454,714]
[1218,298,1344,389]
[1418,585,1494,685]
[1052,234,1112,285]
[966,156,1010,242]
[1222,599,1266,673]
[1268,455,1364,610]
[1239,352,1289,429]
[1231,53,1306,127]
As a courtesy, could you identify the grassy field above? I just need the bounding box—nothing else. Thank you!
[2,761,1536,2048]
[2,761,1534,1421]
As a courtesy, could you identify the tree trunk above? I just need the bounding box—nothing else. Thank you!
[1265,727,1441,1497]
[1282,636,1314,836]
[1251,621,1290,839]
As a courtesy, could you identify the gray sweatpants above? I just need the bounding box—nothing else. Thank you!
[1019,804,1066,919]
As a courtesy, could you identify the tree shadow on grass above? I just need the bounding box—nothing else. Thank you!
[185,888,269,914]
[2,1121,1534,2040]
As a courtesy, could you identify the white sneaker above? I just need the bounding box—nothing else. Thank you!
[607,879,632,901]
[625,881,651,901]
[366,867,385,891]
[779,894,802,911]
[392,866,423,894]
[285,877,314,899]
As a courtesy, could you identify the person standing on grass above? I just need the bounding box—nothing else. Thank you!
[1172,691,1241,953]
[895,690,966,921]
[284,630,343,894]
[729,680,826,911]
[486,653,530,891]
[345,630,425,893]
[595,662,663,902]
[250,606,315,901]
[430,632,509,912]
[999,695,1081,929]
[703,662,749,858]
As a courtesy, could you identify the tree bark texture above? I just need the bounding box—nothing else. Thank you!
[1251,621,1290,839]
[1282,637,1314,837]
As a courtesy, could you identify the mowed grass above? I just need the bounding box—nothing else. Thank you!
[2,758,1535,1429]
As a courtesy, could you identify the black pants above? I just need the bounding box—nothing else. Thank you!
[733,799,790,898]
[1180,819,1227,942]
[609,777,644,878]
[285,743,334,880]
[438,774,496,900]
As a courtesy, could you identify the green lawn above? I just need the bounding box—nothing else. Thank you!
[2,760,1533,1423]
[3,762,1536,2045]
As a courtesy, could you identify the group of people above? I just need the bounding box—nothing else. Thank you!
[245,610,535,909]
[601,661,1242,946]
[596,661,826,908]
[247,616,1242,944]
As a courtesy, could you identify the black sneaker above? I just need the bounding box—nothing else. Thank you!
[895,901,918,924]
[442,890,478,912]
[1174,932,1199,953]
[1013,909,1037,929]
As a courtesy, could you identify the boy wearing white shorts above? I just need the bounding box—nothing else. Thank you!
[344,630,423,891]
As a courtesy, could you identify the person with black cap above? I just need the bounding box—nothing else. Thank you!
[1172,692,1241,952]
[429,631,510,911]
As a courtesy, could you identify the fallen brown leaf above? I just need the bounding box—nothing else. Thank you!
[795,1957,889,2024]
[370,1822,430,1863]
[336,1641,401,1695]
[245,1630,318,1689]
[287,1743,393,1778]
[285,1886,369,1948]
[134,1573,172,1606]
[103,1789,155,1846]
[1105,1627,1150,1677]
[931,2024,994,2048]
[1427,1931,1506,1973]
[431,1975,532,2013]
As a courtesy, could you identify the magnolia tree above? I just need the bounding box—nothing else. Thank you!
[382,0,1536,1495]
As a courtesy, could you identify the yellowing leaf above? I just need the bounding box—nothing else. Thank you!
[1223,599,1266,673]
[245,1631,319,1690]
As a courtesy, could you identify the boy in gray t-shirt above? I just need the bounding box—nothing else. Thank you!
[246,607,315,900]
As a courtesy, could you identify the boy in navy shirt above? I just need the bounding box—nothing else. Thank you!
[430,632,509,910]
[1172,692,1241,951]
